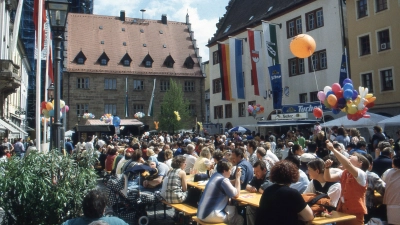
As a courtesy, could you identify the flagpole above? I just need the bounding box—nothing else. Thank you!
[125,77,128,118]
[344,47,349,79]
[43,29,49,146]
[35,0,43,152]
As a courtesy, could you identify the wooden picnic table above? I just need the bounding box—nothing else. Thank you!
[309,211,356,224]
[187,180,207,191]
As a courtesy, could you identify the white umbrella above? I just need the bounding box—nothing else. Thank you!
[228,126,251,133]
[321,113,388,129]
[65,130,75,137]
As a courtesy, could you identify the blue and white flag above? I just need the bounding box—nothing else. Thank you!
[268,64,283,109]
[229,38,245,99]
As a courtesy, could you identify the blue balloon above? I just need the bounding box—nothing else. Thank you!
[326,91,334,97]
[343,83,353,91]
[332,109,341,114]
[352,90,359,100]
[343,89,353,100]
[343,78,353,85]
[49,110,54,117]
[113,116,121,127]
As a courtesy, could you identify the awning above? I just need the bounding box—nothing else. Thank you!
[84,119,143,126]
[8,120,28,135]
[256,119,319,127]
[0,119,19,134]
[76,125,111,132]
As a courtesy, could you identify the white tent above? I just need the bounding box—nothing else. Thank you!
[321,113,388,129]
[65,130,75,137]
[322,113,389,138]
[378,114,400,129]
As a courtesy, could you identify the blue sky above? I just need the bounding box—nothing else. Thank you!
[94,0,230,61]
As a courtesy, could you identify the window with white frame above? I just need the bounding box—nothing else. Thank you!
[299,93,308,103]
[214,105,223,119]
[376,0,387,12]
[76,104,88,116]
[160,80,170,91]
[104,79,117,90]
[306,8,324,31]
[309,49,327,72]
[133,80,144,90]
[288,58,305,76]
[213,78,222,93]
[104,104,116,115]
[100,59,107,66]
[184,81,195,92]
[287,17,302,38]
[132,104,144,114]
[359,35,371,55]
[361,73,373,93]
[377,29,390,51]
[77,78,89,89]
[380,69,393,91]
[238,102,245,117]
[357,0,368,18]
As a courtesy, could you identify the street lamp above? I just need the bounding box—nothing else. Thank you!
[47,83,54,101]
[46,0,70,151]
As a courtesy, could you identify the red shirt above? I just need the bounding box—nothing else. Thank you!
[105,154,117,171]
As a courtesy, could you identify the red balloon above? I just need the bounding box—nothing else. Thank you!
[366,102,375,108]
[41,101,47,109]
[336,90,343,99]
[363,114,371,118]
[313,108,323,118]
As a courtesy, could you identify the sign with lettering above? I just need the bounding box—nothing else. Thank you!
[282,102,327,114]
[271,113,308,120]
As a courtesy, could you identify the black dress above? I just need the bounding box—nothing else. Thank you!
[255,183,307,225]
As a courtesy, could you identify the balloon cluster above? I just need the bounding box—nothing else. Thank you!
[174,111,181,121]
[100,114,113,123]
[41,117,50,126]
[41,100,69,118]
[134,112,145,119]
[113,116,121,127]
[316,78,376,121]
[197,122,203,131]
[82,113,95,119]
[247,104,265,118]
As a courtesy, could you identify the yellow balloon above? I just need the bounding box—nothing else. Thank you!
[347,105,358,114]
[341,108,347,112]
[365,94,373,98]
[368,96,376,103]
[354,96,361,105]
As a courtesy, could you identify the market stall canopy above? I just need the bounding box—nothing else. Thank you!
[84,119,143,126]
[0,119,19,134]
[321,113,388,129]
[378,114,400,129]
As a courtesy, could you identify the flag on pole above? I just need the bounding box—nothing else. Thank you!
[248,30,267,98]
[33,0,46,50]
[262,22,279,65]
[229,38,245,99]
[218,43,232,100]
[268,64,283,109]
[339,53,348,86]
[147,79,156,117]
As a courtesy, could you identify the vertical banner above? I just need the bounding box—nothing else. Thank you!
[339,53,348,86]
[125,77,128,117]
[229,38,245,99]
[248,30,267,98]
[263,22,279,65]
[147,79,156,117]
[268,64,283,109]
[218,43,232,100]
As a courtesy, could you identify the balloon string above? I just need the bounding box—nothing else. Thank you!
[310,50,327,135]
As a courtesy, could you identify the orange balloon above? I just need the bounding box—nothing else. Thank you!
[290,34,316,58]
[327,95,337,106]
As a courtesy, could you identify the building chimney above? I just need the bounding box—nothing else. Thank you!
[198,57,202,66]
[120,10,125,21]
[161,14,167,24]
[186,13,189,25]
[195,47,199,56]
[188,23,191,32]
[192,39,196,49]
[190,31,194,40]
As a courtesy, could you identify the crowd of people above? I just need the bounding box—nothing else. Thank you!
[2,124,399,225]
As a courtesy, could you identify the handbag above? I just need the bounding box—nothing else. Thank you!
[301,193,335,214]
[193,173,209,182]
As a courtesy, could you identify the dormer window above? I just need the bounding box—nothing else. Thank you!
[73,50,87,65]
[184,55,195,69]
[142,53,154,68]
[97,52,110,66]
[120,53,132,67]
[164,54,175,68]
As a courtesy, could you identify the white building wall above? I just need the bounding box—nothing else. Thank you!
[208,0,343,131]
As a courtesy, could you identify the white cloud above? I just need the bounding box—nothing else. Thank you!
[94,0,228,62]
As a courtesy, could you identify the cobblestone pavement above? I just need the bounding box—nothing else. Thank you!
[97,177,177,225]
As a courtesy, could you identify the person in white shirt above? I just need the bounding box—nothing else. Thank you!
[183,144,198,174]
[263,142,279,163]
[303,158,341,207]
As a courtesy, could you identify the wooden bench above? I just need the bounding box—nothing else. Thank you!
[192,216,227,225]
[161,200,197,221]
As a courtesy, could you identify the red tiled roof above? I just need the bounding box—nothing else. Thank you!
[85,119,143,126]
[66,13,202,77]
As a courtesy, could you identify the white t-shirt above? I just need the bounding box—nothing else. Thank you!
[303,181,342,207]
[266,150,279,163]
[337,168,367,186]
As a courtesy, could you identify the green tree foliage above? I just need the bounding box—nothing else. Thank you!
[0,151,98,225]
[159,78,190,132]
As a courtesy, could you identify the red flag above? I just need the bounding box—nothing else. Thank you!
[33,0,46,49]
[47,34,54,83]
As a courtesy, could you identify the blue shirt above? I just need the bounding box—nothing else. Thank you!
[65,141,73,153]
[174,147,183,157]
[349,148,367,155]
[233,159,254,190]
[62,216,128,225]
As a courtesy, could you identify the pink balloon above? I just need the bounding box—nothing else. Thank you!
[332,83,341,94]
[317,91,326,101]
[64,105,69,112]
